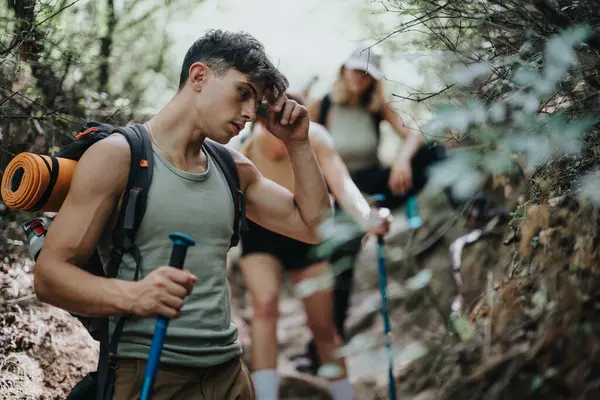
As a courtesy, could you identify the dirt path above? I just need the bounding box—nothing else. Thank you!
[0,192,464,399]
[0,256,98,399]
[227,192,462,399]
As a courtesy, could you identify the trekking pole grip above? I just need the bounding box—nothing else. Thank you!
[139,232,195,400]
[167,232,196,269]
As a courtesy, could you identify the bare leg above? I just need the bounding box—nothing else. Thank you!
[289,261,347,380]
[239,253,283,371]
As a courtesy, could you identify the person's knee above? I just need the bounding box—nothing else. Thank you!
[252,291,279,320]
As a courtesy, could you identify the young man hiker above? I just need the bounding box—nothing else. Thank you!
[33,30,332,400]
[228,91,391,400]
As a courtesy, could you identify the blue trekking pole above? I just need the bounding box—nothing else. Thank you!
[372,194,397,400]
[139,232,196,400]
[405,195,423,230]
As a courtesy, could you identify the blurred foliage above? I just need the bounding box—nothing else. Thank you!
[371,0,600,203]
[0,0,203,173]
[361,2,600,398]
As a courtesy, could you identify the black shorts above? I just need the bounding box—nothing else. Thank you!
[240,219,319,271]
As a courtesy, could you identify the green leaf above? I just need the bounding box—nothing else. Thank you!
[318,363,345,379]
[394,342,428,365]
[531,375,543,392]
[514,66,540,87]
[405,269,432,291]
[336,334,378,357]
[451,63,492,86]
[519,41,533,55]
[450,314,475,341]
[488,101,507,123]
[482,153,516,174]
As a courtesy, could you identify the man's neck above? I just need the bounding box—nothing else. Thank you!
[146,94,208,171]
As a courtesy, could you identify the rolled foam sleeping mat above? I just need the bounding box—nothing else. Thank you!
[1,152,77,213]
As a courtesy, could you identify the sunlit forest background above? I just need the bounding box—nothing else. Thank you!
[2,1,600,399]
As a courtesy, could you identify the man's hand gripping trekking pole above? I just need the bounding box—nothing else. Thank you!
[139,232,196,400]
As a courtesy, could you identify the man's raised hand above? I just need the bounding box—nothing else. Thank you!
[263,91,310,145]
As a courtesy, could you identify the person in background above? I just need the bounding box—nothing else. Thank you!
[227,91,391,400]
[291,41,450,375]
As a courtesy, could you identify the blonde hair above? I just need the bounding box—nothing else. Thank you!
[330,66,383,113]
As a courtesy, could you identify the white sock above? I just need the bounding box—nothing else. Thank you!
[329,379,353,400]
[251,369,279,400]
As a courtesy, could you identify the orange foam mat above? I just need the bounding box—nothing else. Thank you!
[1,152,77,212]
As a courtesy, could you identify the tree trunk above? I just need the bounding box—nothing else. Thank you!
[99,0,116,93]
[7,0,43,62]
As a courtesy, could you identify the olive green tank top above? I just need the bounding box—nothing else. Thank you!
[97,143,241,367]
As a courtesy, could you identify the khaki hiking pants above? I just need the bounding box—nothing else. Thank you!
[112,355,256,400]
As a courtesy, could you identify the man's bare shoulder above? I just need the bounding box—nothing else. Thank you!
[84,133,130,164]
[83,132,131,158]
[74,133,132,195]
[222,143,256,191]
[36,133,133,272]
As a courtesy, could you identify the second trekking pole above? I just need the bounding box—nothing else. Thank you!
[373,194,397,400]
[139,232,196,400]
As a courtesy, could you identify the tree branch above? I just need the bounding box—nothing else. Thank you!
[392,85,455,103]
[37,0,81,26]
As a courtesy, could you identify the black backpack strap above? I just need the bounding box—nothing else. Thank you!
[104,124,153,271]
[114,124,154,241]
[95,123,153,400]
[203,139,247,248]
[318,94,332,127]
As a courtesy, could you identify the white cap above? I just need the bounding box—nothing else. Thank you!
[343,41,383,80]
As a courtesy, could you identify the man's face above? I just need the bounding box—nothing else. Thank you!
[194,66,265,144]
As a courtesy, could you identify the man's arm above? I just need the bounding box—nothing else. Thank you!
[34,134,135,316]
[233,94,331,244]
[232,139,331,244]
[34,134,196,318]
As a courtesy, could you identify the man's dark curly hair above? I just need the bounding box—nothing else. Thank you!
[178,29,289,98]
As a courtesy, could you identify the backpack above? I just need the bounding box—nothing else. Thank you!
[318,93,384,140]
[21,121,247,400]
